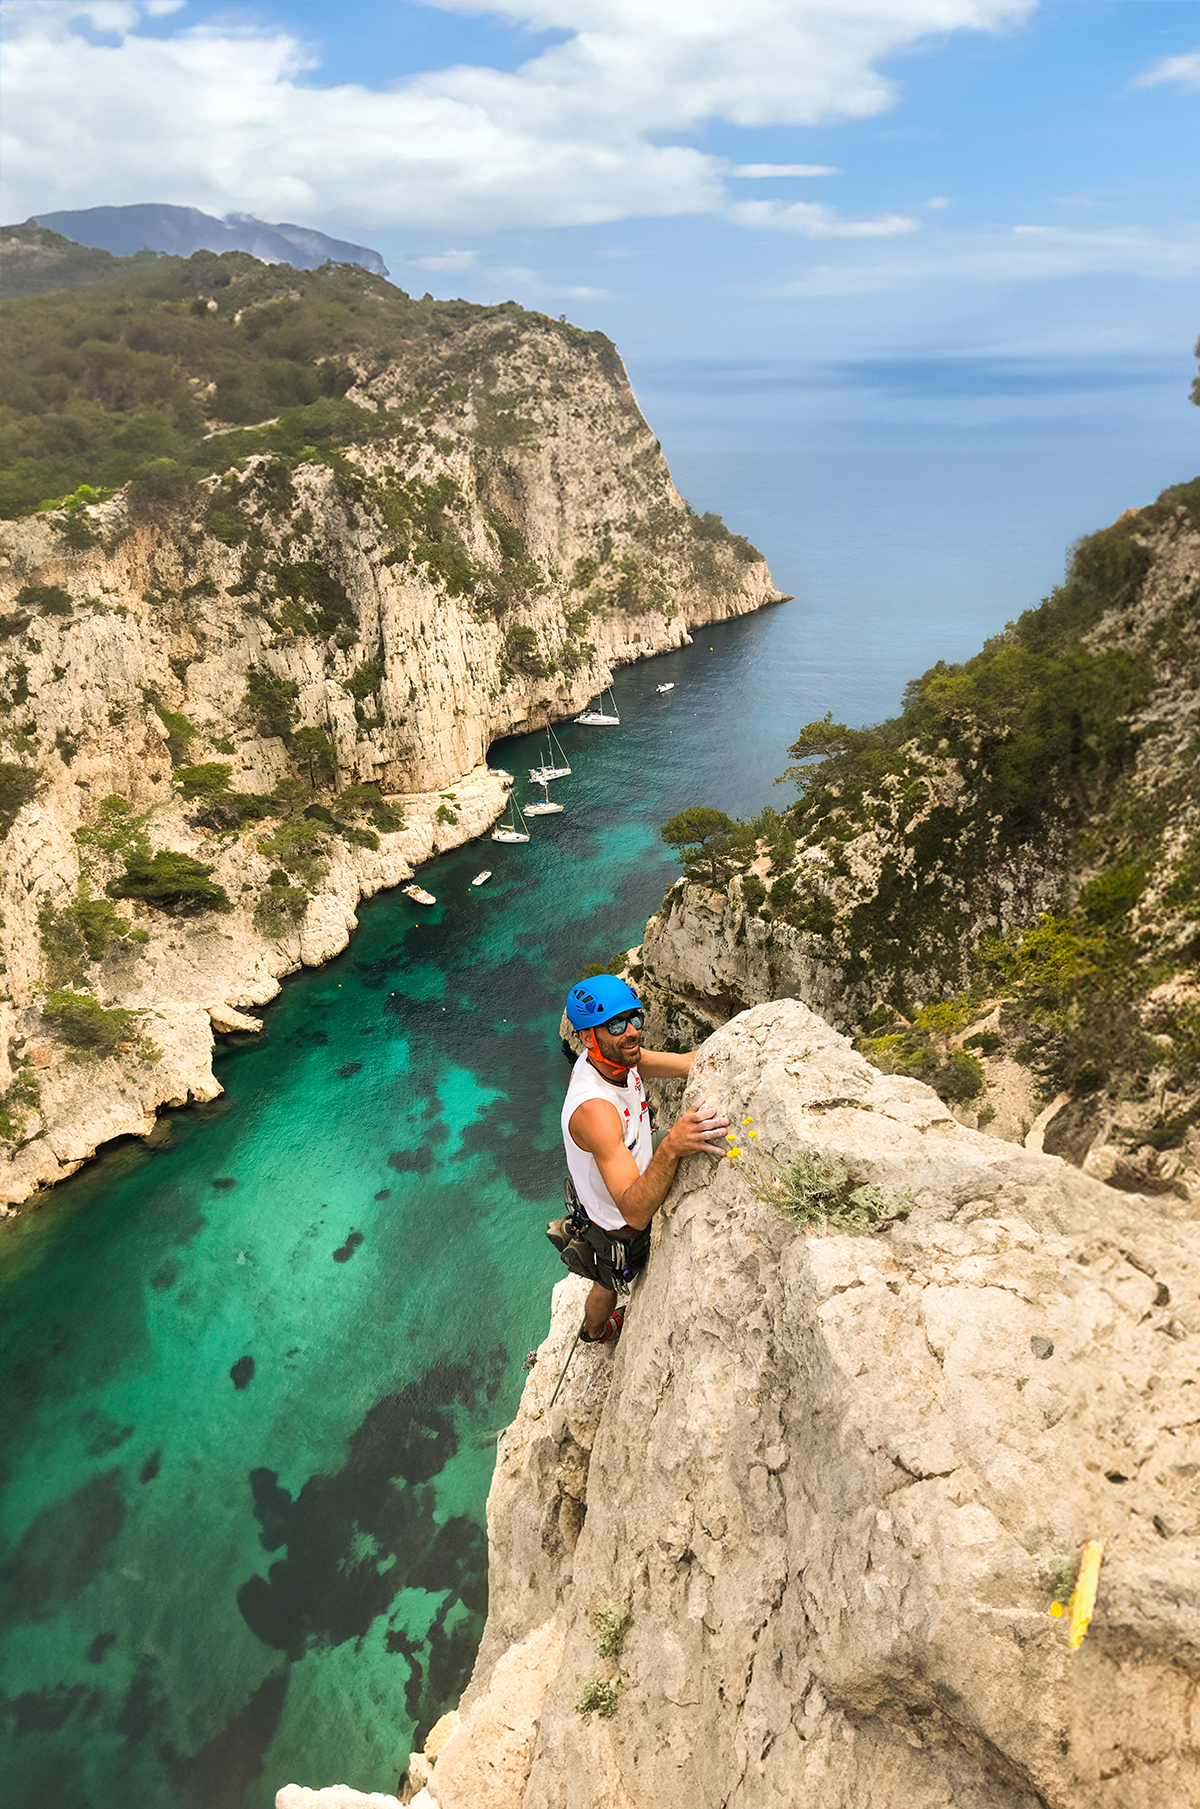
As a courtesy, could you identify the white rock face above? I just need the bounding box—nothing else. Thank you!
[424,1001,1200,1809]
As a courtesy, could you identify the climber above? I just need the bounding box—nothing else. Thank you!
[551,975,729,1343]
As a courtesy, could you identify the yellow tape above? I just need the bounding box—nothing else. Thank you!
[1068,1540,1104,1650]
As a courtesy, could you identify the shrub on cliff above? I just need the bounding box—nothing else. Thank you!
[173,763,272,831]
[253,880,310,937]
[39,890,147,984]
[257,819,331,887]
[42,989,142,1059]
[107,851,232,915]
[243,668,300,739]
[289,726,336,789]
[0,762,41,837]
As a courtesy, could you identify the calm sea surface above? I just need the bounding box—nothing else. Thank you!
[2,424,1195,1807]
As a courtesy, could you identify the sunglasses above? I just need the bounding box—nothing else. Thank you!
[601,1011,644,1036]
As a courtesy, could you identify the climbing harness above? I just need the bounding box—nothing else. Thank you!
[546,1176,650,1294]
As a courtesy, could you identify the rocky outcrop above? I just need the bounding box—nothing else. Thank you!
[417,1001,1200,1809]
[0,305,783,1204]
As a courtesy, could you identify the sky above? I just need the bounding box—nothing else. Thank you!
[1,0,1197,443]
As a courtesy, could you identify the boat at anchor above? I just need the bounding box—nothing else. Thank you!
[529,727,571,783]
[402,884,436,906]
[575,688,620,726]
[524,781,563,816]
[492,801,531,844]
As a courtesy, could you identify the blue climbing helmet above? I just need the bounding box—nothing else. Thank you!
[565,974,641,1030]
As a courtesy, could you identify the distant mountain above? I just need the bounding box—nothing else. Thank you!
[29,204,388,276]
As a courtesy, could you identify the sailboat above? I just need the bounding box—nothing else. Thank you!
[491,800,531,843]
[575,688,620,726]
[524,780,564,816]
[529,727,571,783]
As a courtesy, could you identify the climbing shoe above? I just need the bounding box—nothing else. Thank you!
[579,1306,624,1345]
[545,1217,571,1252]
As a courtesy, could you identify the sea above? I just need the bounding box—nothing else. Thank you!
[2,399,1195,1808]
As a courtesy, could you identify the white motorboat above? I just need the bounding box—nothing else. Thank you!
[492,801,531,843]
[529,727,571,783]
[524,781,563,816]
[402,883,436,906]
[656,682,674,693]
[471,870,492,886]
[575,688,620,726]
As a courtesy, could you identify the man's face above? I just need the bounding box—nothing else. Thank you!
[594,1011,643,1069]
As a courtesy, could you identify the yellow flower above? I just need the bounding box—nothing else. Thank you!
[748,1130,757,1139]
[728,1146,742,1158]
[725,1130,737,1141]
[742,1116,753,1126]
[1048,1602,1064,1619]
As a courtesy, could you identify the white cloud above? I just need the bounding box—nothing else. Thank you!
[410,247,481,270]
[0,0,1035,233]
[731,163,840,178]
[1132,50,1200,91]
[732,198,917,237]
[925,195,950,209]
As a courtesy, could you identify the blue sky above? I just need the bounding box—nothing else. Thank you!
[2,1,1197,434]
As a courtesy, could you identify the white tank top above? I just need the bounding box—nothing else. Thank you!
[561,1052,652,1232]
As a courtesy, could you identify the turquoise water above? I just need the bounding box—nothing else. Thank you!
[2,427,1189,1806]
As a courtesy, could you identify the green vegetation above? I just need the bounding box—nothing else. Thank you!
[74,793,149,867]
[0,762,41,837]
[1046,1556,1079,1605]
[689,507,759,566]
[16,582,73,615]
[243,667,300,738]
[592,1608,631,1660]
[42,988,147,1060]
[502,624,553,676]
[39,888,147,984]
[344,659,382,700]
[576,1679,622,1719]
[0,222,123,300]
[660,807,735,886]
[741,1146,913,1233]
[254,879,310,937]
[144,691,196,765]
[173,762,273,831]
[0,1068,42,1144]
[290,726,336,788]
[0,251,620,516]
[107,850,232,915]
[257,819,331,886]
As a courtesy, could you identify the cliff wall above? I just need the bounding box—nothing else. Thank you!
[631,485,1200,1205]
[417,1000,1200,1809]
[0,289,783,1204]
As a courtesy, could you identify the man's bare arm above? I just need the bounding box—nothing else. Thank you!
[569,1092,729,1231]
[636,1048,695,1080]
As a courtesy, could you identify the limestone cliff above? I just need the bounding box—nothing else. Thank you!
[632,483,1200,1205]
[412,1000,1200,1809]
[0,266,783,1205]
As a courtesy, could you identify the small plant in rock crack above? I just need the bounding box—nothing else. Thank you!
[741,1145,913,1232]
[1045,1556,1078,1606]
[576,1678,623,1719]
[592,1607,630,1660]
